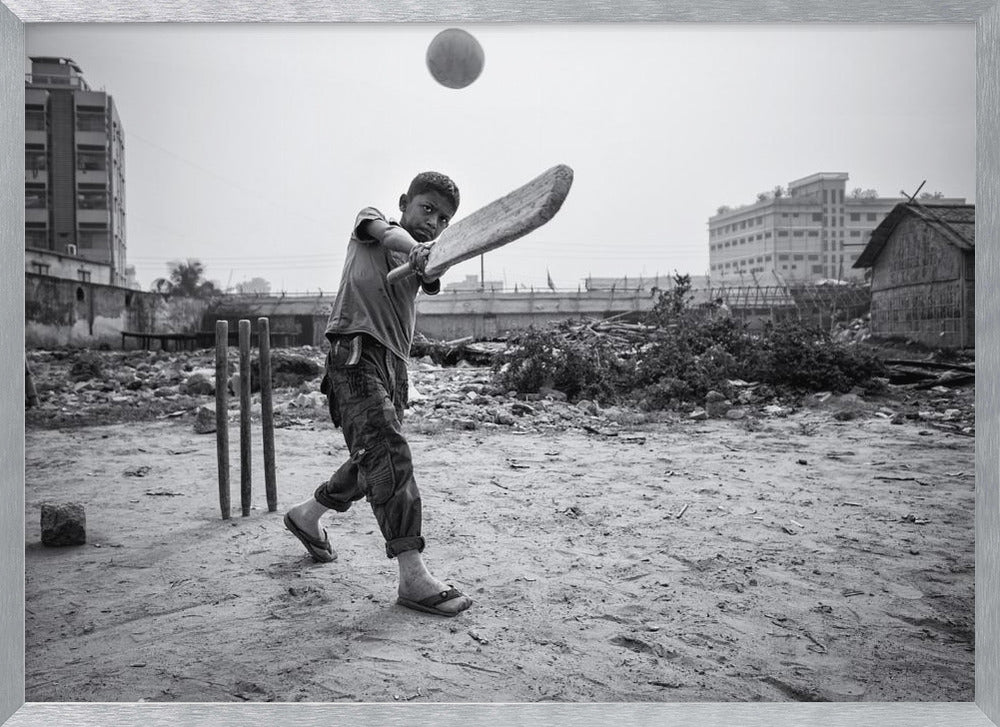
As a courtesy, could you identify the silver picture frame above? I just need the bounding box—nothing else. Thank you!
[2,2,998,726]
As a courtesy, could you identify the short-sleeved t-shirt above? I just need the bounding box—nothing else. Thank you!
[324,207,440,361]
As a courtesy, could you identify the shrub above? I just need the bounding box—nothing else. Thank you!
[753,320,886,392]
[491,323,633,403]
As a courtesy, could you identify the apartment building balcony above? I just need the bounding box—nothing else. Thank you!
[25,169,48,184]
[77,209,110,225]
[25,130,47,146]
[76,131,107,147]
[26,209,48,225]
[76,169,108,184]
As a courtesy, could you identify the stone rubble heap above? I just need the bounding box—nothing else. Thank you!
[25,344,975,437]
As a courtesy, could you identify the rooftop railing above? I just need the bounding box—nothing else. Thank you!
[25,73,91,91]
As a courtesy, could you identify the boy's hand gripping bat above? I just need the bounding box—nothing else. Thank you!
[387,164,574,284]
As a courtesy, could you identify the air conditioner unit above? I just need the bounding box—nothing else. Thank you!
[66,243,77,256]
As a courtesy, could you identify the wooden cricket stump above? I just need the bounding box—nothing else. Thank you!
[258,317,277,512]
[215,318,278,519]
[214,320,230,520]
[238,319,252,517]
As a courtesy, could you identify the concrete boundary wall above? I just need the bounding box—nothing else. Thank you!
[24,273,209,348]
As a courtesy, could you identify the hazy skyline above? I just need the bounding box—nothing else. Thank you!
[26,23,976,292]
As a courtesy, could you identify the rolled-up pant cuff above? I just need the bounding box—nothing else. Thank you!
[385,535,425,559]
[313,482,357,513]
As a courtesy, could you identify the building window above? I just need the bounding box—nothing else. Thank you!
[812,213,822,221]
[25,184,46,209]
[77,147,107,172]
[77,270,92,283]
[850,213,860,222]
[812,265,824,274]
[823,190,828,203]
[77,188,108,209]
[850,230,861,237]
[778,254,789,261]
[793,231,804,237]
[25,148,47,176]
[764,255,772,262]
[808,231,818,237]
[808,254,819,261]
[78,228,108,250]
[764,232,772,238]
[793,254,804,261]
[29,261,50,275]
[26,108,45,131]
[76,108,106,132]
[777,231,788,237]
[26,227,47,248]
[867,213,877,221]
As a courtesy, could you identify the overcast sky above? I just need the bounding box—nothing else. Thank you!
[26,23,976,292]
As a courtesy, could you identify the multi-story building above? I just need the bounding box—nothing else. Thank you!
[25,57,128,287]
[707,172,964,284]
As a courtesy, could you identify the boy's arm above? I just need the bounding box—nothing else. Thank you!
[358,219,438,282]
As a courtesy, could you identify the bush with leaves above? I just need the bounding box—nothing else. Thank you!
[753,320,886,392]
[631,313,756,407]
[491,322,633,404]
[489,283,886,409]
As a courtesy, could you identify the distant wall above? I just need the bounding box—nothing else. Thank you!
[414,289,660,339]
[25,273,209,348]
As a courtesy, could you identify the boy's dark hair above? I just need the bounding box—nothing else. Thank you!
[408,171,460,212]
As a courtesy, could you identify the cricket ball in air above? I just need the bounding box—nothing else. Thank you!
[426,28,484,89]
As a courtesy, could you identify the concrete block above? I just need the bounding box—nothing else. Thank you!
[40,502,86,547]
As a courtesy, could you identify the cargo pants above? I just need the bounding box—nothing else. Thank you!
[314,334,425,558]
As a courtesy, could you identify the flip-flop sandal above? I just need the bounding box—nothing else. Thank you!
[397,586,471,617]
[283,512,336,563]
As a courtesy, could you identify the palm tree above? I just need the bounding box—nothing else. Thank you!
[151,259,221,298]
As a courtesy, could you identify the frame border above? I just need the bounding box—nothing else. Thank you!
[2,4,997,726]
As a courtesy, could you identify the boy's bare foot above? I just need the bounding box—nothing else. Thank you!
[396,550,473,616]
[285,499,327,541]
[284,499,336,563]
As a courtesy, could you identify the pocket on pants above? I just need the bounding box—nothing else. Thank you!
[356,440,396,505]
[329,335,363,369]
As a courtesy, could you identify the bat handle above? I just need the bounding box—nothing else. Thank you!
[386,262,414,283]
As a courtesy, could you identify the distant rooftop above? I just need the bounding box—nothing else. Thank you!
[26,57,91,91]
[854,202,975,268]
[787,172,849,189]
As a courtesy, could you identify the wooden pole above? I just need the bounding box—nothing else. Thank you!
[238,319,252,516]
[214,320,230,520]
[258,317,277,512]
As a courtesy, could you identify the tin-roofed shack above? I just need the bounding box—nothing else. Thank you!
[853,203,974,349]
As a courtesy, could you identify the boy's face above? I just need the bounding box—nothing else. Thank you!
[398,191,456,243]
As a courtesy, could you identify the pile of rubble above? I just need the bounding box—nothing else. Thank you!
[24,338,975,437]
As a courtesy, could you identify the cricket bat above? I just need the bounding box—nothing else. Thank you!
[386,164,574,284]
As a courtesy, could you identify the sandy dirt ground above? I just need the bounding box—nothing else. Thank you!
[24,365,974,703]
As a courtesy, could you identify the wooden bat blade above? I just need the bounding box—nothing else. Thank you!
[387,164,573,283]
